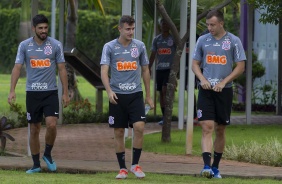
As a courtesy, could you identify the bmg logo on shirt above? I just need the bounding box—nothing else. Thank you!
[30,59,51,68]
[116,61,137,71]
[206,55,226,65]
[157,48,171,55]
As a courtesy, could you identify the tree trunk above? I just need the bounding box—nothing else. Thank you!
[18,0,32,78]
[232,3,239,36]
[65,0,82,101]
[161,46,183,142]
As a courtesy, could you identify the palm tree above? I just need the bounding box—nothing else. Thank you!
[65,0,104,101]
[18,0,32,42]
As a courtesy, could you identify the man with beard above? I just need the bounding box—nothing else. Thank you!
[8,14,70,174]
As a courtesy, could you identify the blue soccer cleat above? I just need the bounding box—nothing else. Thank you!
[43,155,57,171]
[200,165,214,179]
[212,167,222,179]
[26,167,41,174]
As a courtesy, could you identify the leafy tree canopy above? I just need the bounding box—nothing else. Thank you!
[247,0,282,25]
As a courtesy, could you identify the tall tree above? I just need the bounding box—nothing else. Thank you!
[18,0,31,42]
[247,0,282,25]
[65,0,104,101]
[65,0,82,101]
[155,0,233,142]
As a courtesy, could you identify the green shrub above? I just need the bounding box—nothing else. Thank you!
[0,9,21,73]
[62,99,108,124]
[8,103,27,128]
[75,10,120,64]
[224,138,282,167]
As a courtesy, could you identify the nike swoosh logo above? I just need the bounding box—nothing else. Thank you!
[141,116,146,119]
[55,112,59,114]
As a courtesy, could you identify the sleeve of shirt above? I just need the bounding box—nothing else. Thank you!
[151,37,157,52]
[233,37,247,62]
[100,44,111,65]
[192,37,203,62]
[140,43,149,66]
[15,42,25,64]
[55,42,65,63]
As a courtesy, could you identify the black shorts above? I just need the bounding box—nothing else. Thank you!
[197,87,233,125]
[26,90,59,123]
[156,69,170,91]
[108,91,146,128]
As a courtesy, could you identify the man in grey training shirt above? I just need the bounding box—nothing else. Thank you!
[100,15,154,179]
[192,10,246,179]
[8,14,70,174]
[149,18,176,125]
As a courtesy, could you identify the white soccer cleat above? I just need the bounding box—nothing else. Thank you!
[130,164,145,178]
[115,168,128,179]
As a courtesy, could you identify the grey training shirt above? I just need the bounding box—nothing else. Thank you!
[193,32,246,88]
[15,37,65,91]
[100,38,149,94]
[151,34,176,70]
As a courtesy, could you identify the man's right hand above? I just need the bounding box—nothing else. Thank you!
[200,79,212,90]
[108,91,118,104]
[8,92,16,105]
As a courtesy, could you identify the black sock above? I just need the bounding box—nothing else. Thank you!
[202,152,212,167]
[116,152,126,169]
[212,152,223,169]
[44,144,53,163]
[161,107,165,116]
[32,153,41,168]
[132,148,142,165]
[44,144,53,156]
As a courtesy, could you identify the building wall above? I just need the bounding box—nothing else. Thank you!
[252,10,279,105]
[253,11,279,86]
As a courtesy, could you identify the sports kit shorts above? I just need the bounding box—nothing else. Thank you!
[108,91,146,128]
[197,86,233,125]
[156,69,170,91]
[26,90,59,123]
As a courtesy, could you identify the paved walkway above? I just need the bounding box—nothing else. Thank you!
[1,115,282,179]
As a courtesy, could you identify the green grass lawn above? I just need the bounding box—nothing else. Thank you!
[130,125,282,157]
[0,170,280,184]
[133,124,282,156]
[0,74,26,115]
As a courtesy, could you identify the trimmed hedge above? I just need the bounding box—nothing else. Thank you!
[0,9,21,73]
[76,10,120,63]
[0,9,120,73]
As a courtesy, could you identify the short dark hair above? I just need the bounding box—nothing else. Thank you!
[206,10,224,22]
[119,15,135,27]
[32,14,49,27]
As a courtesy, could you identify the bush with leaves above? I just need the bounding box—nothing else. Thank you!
[0,116,15,152]
[225,137,282,167]
[63,99,108,124]
[9,103,28,128]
